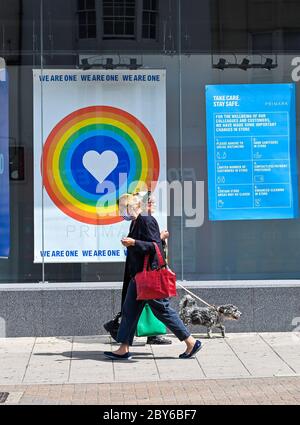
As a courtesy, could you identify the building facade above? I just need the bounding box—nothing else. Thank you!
[1,0,300,337]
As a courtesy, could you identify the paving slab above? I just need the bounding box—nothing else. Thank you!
[196,337,251,379]
[69,336,114,383]
[22,337,72,384]
[0,359,30,384]
[0,337,35,353]
[0,338,35,383]
[113,343,159,382]
[259,332,300,374]
[225,333,296,377]
[151,339,205,380]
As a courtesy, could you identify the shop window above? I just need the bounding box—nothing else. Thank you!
[283,30,300,51]
[251,31,274,53]
[103,0,136,39]
[142,0,158,40]
[77,0,97,39]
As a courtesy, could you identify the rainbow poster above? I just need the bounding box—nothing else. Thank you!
[33,70,166,263]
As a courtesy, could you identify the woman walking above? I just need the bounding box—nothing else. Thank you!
[103,191,172,345]
[103,192,202,360]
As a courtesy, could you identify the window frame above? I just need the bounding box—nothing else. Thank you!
[77,0,97,40]
[142,0,159,41]
[102,0,137,40]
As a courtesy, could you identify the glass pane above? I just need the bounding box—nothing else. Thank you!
[39,0,181,286]
[180,0,300,281]
[78,0,85,11]
[88,11,96,24]
[103,20,114,34]
[79,25,87,38]
[152,0,157,11]
[144,0,151,10]
[150,13,156,25]
[86,0,95,10]
[0,0,43,284]
[125,21,134,35]
[87,25,97,38]
[115,21,124,34]
[149,25,156,39]
[143,11,150,25]
[126,7,135,16]
[251,32,273,52]
[78,12,86,25]
[115,6,124,16]
[142,24,149,38]
[103,7,114,16]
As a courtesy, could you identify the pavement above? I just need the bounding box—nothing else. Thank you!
[0,332,300,405]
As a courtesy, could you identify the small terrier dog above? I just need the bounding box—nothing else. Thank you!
[179,295,242,338]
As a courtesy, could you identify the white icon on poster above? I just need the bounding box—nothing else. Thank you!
[254,175,264,183]
[255,199,261,206]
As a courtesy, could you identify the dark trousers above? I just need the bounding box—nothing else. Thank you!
[121,278,130,311]
[117,279,190,346]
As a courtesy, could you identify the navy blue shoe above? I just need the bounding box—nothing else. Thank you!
[103,351,132,360]
[179,340,202,359]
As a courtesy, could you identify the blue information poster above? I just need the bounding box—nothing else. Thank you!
[205,83,298,220]
[0,67,10,257]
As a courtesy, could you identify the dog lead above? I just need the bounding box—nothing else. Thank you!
[176,282,216,309]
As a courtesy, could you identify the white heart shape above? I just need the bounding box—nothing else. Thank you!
[82,150,119,184]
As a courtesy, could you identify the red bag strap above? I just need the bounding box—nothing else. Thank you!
[143,254,150,271]
[142,243,165,271]
[153,242,165,267]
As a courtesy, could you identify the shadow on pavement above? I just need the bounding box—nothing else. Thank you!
[33,351,178,362]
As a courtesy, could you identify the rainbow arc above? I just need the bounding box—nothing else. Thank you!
[42,106,160,224]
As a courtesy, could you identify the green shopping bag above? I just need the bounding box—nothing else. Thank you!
[136,303,167,337]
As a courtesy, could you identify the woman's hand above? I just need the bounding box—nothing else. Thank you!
[121,237,136,247]
[160,230,169,240]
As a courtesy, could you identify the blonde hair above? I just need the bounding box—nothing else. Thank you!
[118,193,140,210]
[118,193,133,206]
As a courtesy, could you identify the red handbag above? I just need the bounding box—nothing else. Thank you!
[135,242,177,300]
